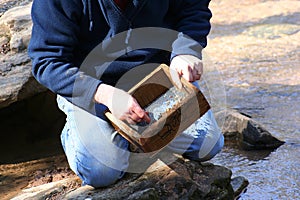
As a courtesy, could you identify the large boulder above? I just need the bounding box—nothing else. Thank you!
[0,2,46,109]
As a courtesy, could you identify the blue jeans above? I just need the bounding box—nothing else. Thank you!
[57,88,224,187]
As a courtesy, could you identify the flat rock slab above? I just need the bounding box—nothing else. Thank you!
[11,177,81,200]
[12,155,237,200]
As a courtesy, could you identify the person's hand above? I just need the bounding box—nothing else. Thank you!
[94,84,151,124]
[170,54,203,88]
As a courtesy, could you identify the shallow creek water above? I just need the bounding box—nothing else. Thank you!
[200,63,300,199]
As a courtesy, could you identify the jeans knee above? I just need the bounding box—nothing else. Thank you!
[183,134,224,162]
[77,161,126,188]
[203,134,224,160]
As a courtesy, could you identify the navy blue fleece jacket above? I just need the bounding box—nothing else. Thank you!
[28,0,212,118]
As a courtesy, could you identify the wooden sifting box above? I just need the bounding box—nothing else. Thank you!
[105,64,210,153]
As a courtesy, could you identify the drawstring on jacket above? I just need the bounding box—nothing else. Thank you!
[87,0,138,54]
[125,27,132,54]
[87,0,93,31]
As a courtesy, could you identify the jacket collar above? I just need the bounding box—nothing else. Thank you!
[97,0,148,28]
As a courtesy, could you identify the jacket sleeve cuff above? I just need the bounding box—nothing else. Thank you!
[71,76,102,116]
[171,32,203,61]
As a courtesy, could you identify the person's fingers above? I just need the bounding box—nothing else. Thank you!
[196,62,203,75]
[181,65,193,82]
[142,112,151,124]
[125,109,150,124]
[129,99,151,124]
[192,64,203,81]
[129,112,142,123]
[170,54,203,82]
[192,67,198,79]
[194,74,201,81]
[131,107,151,124]
[119,111,142,125]
[170,67,182,89]
[130,99,144,117]
[126,117,136,125]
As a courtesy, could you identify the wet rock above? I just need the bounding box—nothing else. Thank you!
[17,155,235,200]
[0,2,46,109]
[231,176,249,198]
[68,158,234,199]
[216,109,284,150]
[127,188,159,200]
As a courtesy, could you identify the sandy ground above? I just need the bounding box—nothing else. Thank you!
[0,155,78,199]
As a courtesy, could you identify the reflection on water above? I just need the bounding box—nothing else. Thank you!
[200,65,300,199]
[211,143,300,199]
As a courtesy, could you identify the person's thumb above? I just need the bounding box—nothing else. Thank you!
[169,66,182,89]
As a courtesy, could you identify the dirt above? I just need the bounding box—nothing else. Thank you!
[0,0,299,199]
[0,155,78,200]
